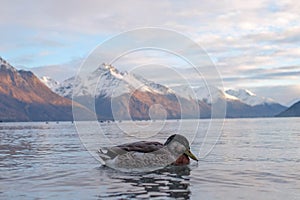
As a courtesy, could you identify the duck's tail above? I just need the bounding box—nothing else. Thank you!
[97,148,111,162]
[97,147,122,162]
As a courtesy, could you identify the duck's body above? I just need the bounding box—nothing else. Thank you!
[98,134,198,171]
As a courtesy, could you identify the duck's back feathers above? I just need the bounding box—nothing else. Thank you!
[116,141,163,153]
[98,141,164,161]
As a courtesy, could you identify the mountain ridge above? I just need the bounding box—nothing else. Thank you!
[1,57,288,121]
[50,63,286,119]
[276,101,300,117]
[226,89,275,106]
[68,64,204,120]
[0,57,92,122]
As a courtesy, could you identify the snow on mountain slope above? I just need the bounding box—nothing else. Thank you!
[171,85,238,104]
[55,77,77,98]
[226,89,276,106]
[40,76,60,91]
[56,64,175,98]
[172,85,281,107]
[53,63,280,108]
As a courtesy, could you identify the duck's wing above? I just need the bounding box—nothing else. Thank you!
[98,141,164,161]
[116,141,164,153]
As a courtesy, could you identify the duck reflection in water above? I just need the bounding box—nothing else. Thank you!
[97,165,192,199]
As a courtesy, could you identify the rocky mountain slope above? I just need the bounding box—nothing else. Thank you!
[0,57,91,122]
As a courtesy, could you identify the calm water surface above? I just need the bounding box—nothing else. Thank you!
[0,118,299,199]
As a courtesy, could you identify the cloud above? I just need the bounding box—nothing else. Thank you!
[221,64,300,87]
[245,26,300,45]
[27,58,82,81]
[1,0,300,105]
[0,0,297,38]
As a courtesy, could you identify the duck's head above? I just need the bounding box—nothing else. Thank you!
[164,134,198,161]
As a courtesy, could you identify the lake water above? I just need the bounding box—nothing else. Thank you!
[0,118,299,199]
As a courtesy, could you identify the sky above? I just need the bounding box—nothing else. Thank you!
[0,0,300,106]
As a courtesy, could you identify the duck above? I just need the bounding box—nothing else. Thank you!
[98,134,198,171]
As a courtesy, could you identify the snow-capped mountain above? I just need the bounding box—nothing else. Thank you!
[171,85,286,117]
[0,56,287,121]
[226,89,275,106]
[40,76,60,91]
[48,63,286,119]
[171,85,238,104]
[53,64,203,120]
[54,76,76,98]
[56,63,175,99]
[172,85,278,106]
[51,63,280,108]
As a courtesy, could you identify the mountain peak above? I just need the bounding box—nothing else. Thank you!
[171,85,239,104]
[226,89,275,106]
[102,63,115,70]
[238,89,256,96]
[98,63,128,78]
[40,76,60,91]
[56,63,175,99]
[0,57,17,72]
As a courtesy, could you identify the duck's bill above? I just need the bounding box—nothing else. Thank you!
[185,150,198,161]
